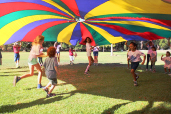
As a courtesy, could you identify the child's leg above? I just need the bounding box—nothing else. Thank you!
[57,53,60,63]
[146,54,150,69]
[131,69,137,81]
[90,56,94,64]
[164,68,167,73]
[40,57,43,64]
[20,64,34,79]
[48,84,56,94]
[85,56,92,73]
[34,63,42,84]
[44,82,51,89]
[169,69,170,73]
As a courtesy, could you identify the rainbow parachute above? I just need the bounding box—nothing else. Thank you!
[0,0,171,46]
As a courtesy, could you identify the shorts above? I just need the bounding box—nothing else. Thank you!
[14,53,20,62]
[164,64,171,69]
[69,56,74,61]
[93,51,98,56]
[48,78,57,85]
[131,62,139,70]
[56,51,60,54]
[28,58,38,65]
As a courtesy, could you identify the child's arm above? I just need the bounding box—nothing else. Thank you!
[161,55,164,60]
[55,66,59,75]
[141,55,146,65]
[125,41,129,47]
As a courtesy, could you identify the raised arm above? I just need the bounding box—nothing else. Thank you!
[125,41,129,47]
[161,55,164,60]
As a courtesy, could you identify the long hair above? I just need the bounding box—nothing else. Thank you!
[84,37,92,43]
[32,35,44,45]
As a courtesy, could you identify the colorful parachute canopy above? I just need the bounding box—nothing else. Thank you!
[0,0,171,46]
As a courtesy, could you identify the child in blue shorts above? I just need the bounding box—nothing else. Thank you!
[127,42,146,86]
[13,42,21,68]
[43,46,59,98]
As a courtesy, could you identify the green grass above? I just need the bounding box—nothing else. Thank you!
[0,51,171,114]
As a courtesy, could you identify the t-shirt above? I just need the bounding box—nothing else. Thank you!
[150,51,157,61]
[93,46,99,52]
[147,45,153,54]
[13,46,20,53]
[28,44,41,61]
[128,50,145,62]
[43,57,58,79]
[162,57,171,66]
[86,43,91,53]
[56,45,61,52]
[69,49,75,56]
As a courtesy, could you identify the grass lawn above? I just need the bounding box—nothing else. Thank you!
[0,51,171,114]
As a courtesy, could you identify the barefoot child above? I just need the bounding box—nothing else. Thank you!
[128,42,146,86]
[150,47,157,72]
[43,46,58,98]
[13,42,22,68]
[84,37,94,75]
[13,35,44,88]
[161,51,171,74]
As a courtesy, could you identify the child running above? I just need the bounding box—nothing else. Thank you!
[150,47,157,73]
[43,46,59,98]
[93,46,99,66]
[128,42,146,86]
[161,51,171,74]
[69,47,76,65]
[13,42,22,68]
[13,35,44,88]
[38,46,43,66]
[84,37,94,75]
[54,42,62,65]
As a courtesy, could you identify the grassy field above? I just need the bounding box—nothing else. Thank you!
[0,51,171,114]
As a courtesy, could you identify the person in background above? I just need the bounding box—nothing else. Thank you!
[161,51,171,74]
[93,46,99,66]
[69,47,76,65]
[125,41,131,69]
[150,47,157,73]
[38,46,43,66]
[128,42,146,86]
[13,42,22,68]
[145,41,154,71]
[13,35,44,89]
[54,42,62,65]
[84,37,94,75]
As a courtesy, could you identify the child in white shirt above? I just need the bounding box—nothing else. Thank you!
[128,42,146,86]
[161,51,171,74]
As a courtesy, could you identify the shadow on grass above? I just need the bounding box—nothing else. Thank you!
[56,63,171,113]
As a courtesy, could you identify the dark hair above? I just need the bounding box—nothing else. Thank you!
[47,46,56,57]
[84,37,92,43]
[166,51,170,56]
[130,42,137,48]
[151,46,156,51]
